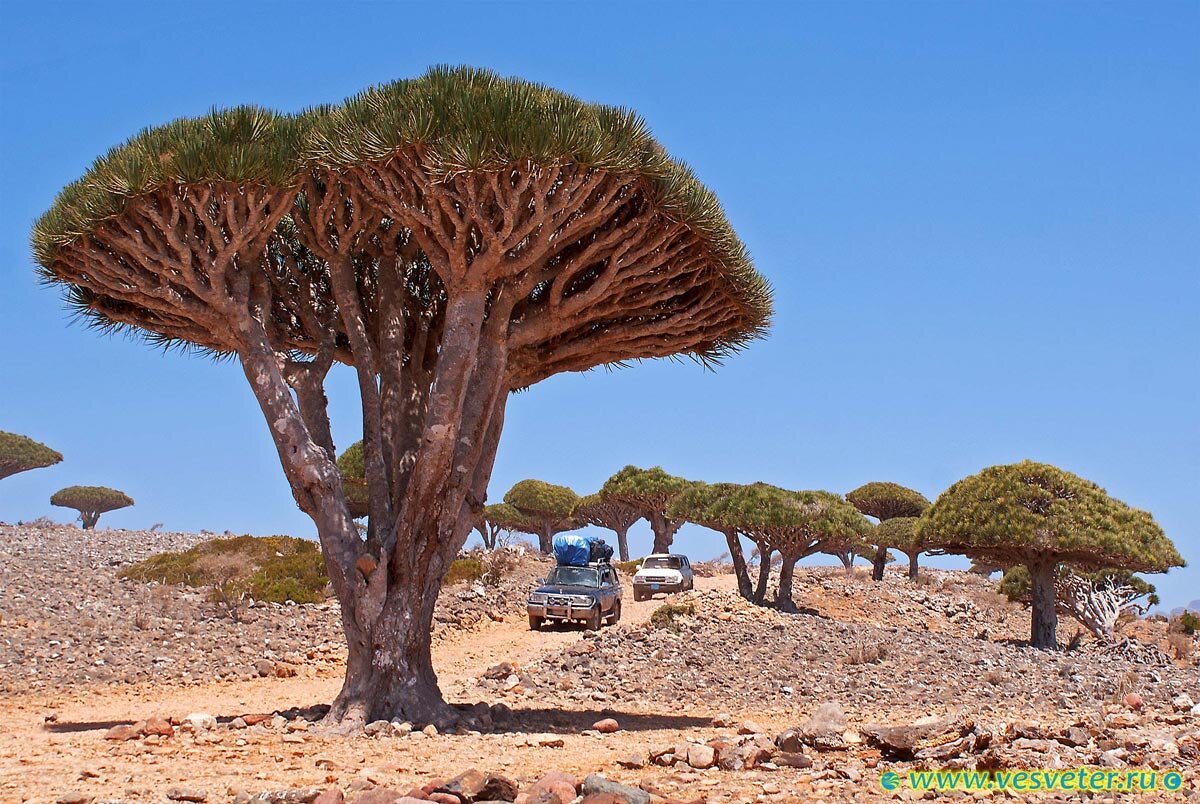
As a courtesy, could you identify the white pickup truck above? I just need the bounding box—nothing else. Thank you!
[631,553,694,601]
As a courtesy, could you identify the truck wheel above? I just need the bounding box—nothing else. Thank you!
[528,614,542,631]
[585,609,602,631]
[607,601,622,624]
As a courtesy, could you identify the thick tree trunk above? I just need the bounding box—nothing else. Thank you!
[906,551,919,580]
[776,557,798,613]
[648,510,681,554]
[325,570,450,728]
[838,551,855,575]
[723,529,753,601]
[538,525,553,555]
[615,526,631,562]
[1028,559,1059,650]
[871,546,887,581]
[753,544,772,604]
[81,511,99,530]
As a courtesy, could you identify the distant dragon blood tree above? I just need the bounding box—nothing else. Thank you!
[671,482,870,610]
[846,482,930,581]
[336,441,370,518]
[600,465,692,554]
[872,517,923,580]
[50,485,134,529]
[574,492,641,561]
[502,479,580,553]
[32,67,771,727]
[0,431,63,481]
[477,501,568,550]
[917,461,1183,650]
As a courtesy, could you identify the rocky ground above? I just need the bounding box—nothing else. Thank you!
[0,524,546,693]
[1,523,1197,803]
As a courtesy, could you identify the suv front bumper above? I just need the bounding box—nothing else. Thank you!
[528,599,597,623]
[633,577,687,593]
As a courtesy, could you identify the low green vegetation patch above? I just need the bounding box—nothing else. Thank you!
[650,602,696,632]
[119,535,328,604]
[445,557,486,586]
[614,559,642,576]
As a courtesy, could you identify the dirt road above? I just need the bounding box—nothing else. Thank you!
[0,575,753,802]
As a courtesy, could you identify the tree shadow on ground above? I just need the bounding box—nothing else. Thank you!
[45,704,709,734]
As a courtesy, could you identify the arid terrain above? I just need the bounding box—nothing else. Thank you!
[1,523,1197,803]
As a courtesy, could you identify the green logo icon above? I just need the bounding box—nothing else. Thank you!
[880,771,901,791]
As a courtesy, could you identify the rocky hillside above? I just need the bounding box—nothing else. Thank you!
[0,523,546,693]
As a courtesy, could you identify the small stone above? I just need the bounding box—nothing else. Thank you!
[686,743,716,769]
[364,720,390,736]
[104,723,143,742]
[616,752,646,769]
[1171,693,1194,712]
[422,723,439,737]
[593,718,620,734]
[183,712,218,731]
[1123,693,1144,711]
[581,774,650,804]
[166,788,207,802]
[391,721,413,736]
[737,720,764,735]
[312,791,344,804]
[143,716,174,737]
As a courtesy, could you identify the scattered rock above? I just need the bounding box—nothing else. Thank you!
[860,712,973,759]
[166,788,207,802]
[592,717,620,733]
[581,774,650,804]
[1123,692,1144,711]
[777,701,847,751]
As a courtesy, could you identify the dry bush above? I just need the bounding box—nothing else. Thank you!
[693,552,733,577]
[845,640,888,665]
[983,669,1004,686]
[445,557,486,586]
[1167,633,1194,662]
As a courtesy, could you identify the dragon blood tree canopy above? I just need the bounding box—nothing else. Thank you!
[33,66,771,372]
[32,67,772,726]
[0,431,63,481]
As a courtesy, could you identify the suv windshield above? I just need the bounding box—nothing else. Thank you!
[546,566,600,587]
[642,557,681,569]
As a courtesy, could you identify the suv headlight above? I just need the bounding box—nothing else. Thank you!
[571,595,595,606]
[528,593,547,604]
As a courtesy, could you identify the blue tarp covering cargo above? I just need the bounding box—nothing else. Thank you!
[553,533,599,566]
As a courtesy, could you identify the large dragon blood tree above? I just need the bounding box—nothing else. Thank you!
[917,461,1183,650]
[32,67,772,726]
[0,431,63,481]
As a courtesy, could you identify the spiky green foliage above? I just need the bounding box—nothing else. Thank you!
[504,479,580,520]
[917,461,1184,572]
[846,482,930,521]
[601,466,693,510]
[33,66,771,356]
[481,502,547,536]
[672,481,871,556]
[308,66,770,344]
[0,431,63,481]
[119,535,328,604]
[32,107,313,269]
[50,485,133,527]
[873,516,921,553]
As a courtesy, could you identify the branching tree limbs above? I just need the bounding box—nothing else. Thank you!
[33,67,774,727]
[873,517,923,580]
[846,482,930,582]
[0,432,63,481]
[671,482,870,611]
[600,466,693,553]
[502,479,580,553]
[999,566,1159,643]
[574,493,641,561]
[918,461,1183,650]
[50,485,133,529]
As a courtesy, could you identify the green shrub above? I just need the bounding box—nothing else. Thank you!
[650,602,695,632]
[1177,611,1200,636]
[119,535,327,604]
[445,557,486,586]
[614,559,642,576]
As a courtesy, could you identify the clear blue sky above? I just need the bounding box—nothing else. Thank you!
[1,2,1196,609]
